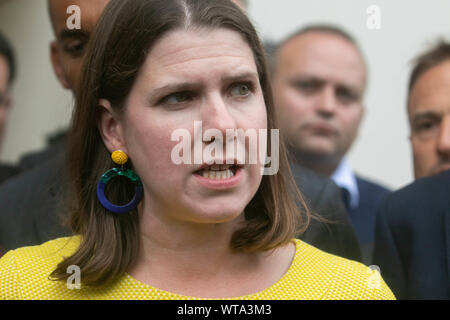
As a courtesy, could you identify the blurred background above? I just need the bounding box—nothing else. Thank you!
[0,0,449,190]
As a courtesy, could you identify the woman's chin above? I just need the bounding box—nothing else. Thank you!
[184,205,246,225]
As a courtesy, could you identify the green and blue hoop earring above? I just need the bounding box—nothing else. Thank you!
[96,150,143,214]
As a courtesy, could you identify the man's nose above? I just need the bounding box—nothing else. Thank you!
[316,85,338,117]
[437,115,450,157]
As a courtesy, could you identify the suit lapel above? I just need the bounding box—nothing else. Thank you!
[445,209,450,291]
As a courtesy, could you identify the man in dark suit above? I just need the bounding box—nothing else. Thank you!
[373,170,450,299]
[373,41,450,299]
[235,0,362,263]
[0,152,69,249]
[271,25,390,265]
[0,0,110,250]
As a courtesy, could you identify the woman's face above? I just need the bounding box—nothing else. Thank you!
[113,28,267,223]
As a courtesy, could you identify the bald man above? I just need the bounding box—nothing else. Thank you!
[272,25,391,264]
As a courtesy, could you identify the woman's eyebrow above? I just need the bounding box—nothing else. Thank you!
[151,82,200,95]
[221,71,259,83]
[149,72,258,96]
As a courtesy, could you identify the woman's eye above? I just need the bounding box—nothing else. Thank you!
[164,92,192,104]
[230,83,251,97]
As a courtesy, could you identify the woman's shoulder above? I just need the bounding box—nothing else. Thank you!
[288,239,395,300]
[1,236,81,264]
[0,236,84,299]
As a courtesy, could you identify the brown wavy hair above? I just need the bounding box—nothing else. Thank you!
[50,0,311,286]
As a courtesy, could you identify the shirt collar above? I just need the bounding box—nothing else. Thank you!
[331,159,359,209]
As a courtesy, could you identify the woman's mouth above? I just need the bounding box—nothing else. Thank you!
[193,164,243,189]
[196,164,238,180]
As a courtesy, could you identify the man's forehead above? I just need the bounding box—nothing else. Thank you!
[282,32,363,66]
[409,99,450,117]
[49,0,109,35]
[409,61,450,114]
[283,31,354,54]
[279,33,366,89]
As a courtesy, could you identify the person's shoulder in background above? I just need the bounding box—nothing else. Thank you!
[373,170,450,299]
[17,130,67,172]
[356,175,391,204]
[0,162,19,184]
[291,164,362,262]
[0,150,71,251]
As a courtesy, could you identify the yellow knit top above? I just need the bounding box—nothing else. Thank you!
[0,236,395,300]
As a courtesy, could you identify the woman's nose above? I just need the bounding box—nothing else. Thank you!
[201,93,238,134]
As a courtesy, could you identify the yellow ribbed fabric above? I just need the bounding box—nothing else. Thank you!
[0,236,395,300]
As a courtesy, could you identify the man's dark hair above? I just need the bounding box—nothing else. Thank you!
[408,40,450,92]
[0,31,16,85]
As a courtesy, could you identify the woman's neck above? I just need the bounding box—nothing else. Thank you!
[127,207,295,298]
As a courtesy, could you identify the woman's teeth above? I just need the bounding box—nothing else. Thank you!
[201,166,235,180]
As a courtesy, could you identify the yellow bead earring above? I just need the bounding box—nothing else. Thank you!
[111,150,128,166]
[96,149,143,214]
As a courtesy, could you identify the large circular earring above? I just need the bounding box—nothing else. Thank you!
[96,150,143,214]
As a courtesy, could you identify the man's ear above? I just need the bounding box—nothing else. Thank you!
[50,41,71,89]
[360,104,366,122]
[97,99,128,154]
[3,94,11,110]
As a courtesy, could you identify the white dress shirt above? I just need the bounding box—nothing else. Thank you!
[331,158,360,210]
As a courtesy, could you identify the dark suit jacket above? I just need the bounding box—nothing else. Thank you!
[348,176,391,265]
[18,130,66,172]
[373,170,450,299]
[0,151,70,250]
[292,165,362,262]
[0,163,20,184]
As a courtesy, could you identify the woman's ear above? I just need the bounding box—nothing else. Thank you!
[97,99,128,154]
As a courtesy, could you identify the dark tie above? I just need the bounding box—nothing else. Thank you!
[340,187,351,210]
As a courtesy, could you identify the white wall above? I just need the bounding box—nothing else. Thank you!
[1,0,449,190]
[0,0,72,165]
